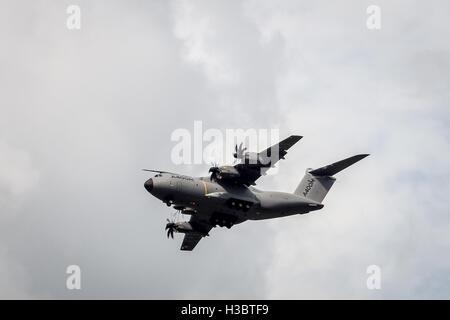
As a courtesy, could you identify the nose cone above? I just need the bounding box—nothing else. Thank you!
[144,178,153,193]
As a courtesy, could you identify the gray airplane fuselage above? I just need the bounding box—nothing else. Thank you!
[144,173,323,227]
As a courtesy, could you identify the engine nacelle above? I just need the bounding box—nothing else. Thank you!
[217,165,240,179]
[209,165,240,180]
[173,221,194,233]
[233,142,273,165]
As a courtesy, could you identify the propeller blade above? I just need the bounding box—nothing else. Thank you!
[165,219,176,239]
[166,224,174,230]
[142,169,176,174]
[234,142,247,159]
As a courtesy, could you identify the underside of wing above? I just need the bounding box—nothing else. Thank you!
[181,232,205,251]
[180,215,213,251]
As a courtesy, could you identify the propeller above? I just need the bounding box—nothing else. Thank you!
[209,166,219,181]
[233,142,247,159]
[165,219,176,239]
[208,161,220,181]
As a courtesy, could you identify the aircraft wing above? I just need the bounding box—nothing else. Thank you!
[261,135,303,161]
[181,232,206,251]
[180,215,213,251]
[233,135,302,186]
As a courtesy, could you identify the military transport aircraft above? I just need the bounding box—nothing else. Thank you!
[143,135,368,251]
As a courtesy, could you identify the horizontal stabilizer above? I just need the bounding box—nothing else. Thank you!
[308,154,369,176]
[294,154,369,203]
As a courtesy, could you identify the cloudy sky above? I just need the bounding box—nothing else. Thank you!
[1,0,449,299]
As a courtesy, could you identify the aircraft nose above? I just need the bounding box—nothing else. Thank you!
[144,178,153,193]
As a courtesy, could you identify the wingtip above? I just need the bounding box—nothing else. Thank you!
[290,134,303,140]
[351,154,370,162]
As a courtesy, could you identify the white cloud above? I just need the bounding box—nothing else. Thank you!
[1,0,449,299]
[172,0,240,85]
[243,0,450,298]
[0,141,39,196]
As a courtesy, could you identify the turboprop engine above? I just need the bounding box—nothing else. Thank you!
[165,220,194,239]
[209,165,240,181]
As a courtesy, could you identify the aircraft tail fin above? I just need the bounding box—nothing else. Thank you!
[294,154,369,203]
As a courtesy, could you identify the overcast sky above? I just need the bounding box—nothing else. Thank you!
[1,0,449,299]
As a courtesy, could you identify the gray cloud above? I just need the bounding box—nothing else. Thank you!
[0,0,449,299]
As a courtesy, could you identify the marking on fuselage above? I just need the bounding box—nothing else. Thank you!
[201,181,208,196]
